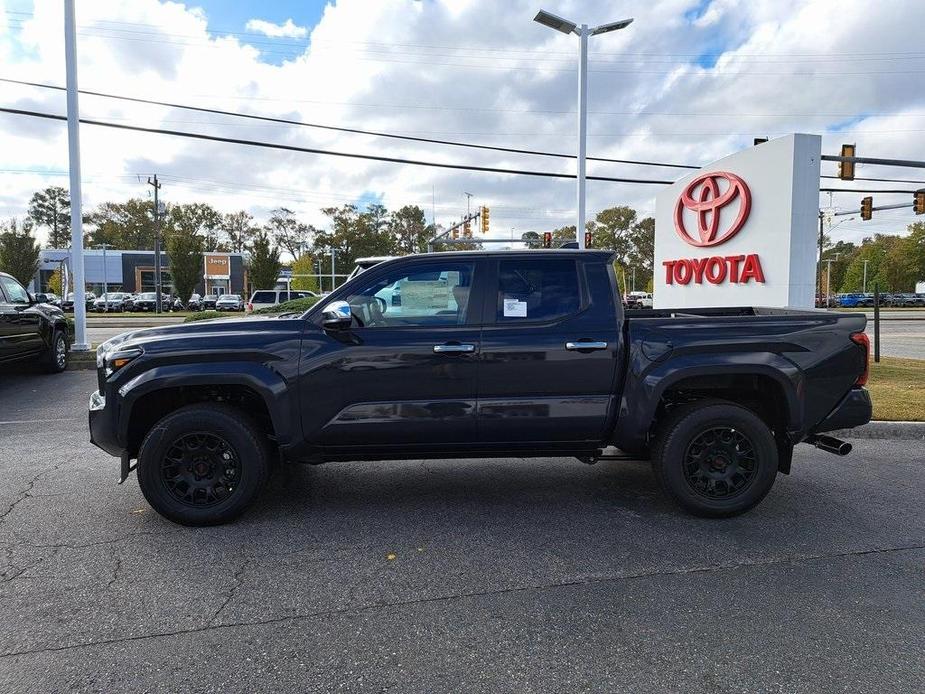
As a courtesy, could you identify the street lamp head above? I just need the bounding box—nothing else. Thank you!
[591,18,633,35]
[533,9,577,34]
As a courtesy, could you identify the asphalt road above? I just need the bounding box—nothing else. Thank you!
[1,370,923,693]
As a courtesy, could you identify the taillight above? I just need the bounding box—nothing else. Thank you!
[850,332,870,386]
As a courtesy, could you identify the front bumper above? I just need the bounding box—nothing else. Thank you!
[812,387,873,434]
[88,390,124,458]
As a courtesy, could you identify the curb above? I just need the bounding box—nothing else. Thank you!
[831,421,925,440]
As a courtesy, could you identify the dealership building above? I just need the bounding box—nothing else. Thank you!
[34,249,247,296]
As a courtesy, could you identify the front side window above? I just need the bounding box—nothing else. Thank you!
[343,262,476,328]
[0,276,29,304]
[495,258,580,323]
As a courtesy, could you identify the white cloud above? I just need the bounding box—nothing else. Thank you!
[244,17,308,39]
[0,0,923,249]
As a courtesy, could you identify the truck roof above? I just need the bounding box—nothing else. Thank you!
[378,249,615,262]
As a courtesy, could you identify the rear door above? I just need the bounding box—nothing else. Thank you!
[476,256,620,447]
[298,258,485,453]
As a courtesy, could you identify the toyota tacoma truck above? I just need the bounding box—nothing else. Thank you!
[88,250,871,525]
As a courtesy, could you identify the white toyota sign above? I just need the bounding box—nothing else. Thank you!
[653,133,821,309]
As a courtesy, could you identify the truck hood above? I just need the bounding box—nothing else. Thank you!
[97,315,305,355]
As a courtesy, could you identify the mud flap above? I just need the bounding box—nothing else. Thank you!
[776,434,794,475]
[119,452,137,484]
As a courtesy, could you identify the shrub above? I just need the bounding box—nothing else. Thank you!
[253,296,321,315]
[184,310,228,323]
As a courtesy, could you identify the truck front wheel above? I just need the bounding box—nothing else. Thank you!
[137,404,270,526]
[651,401,778,518]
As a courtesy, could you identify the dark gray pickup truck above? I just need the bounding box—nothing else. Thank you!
[89,250,871,525]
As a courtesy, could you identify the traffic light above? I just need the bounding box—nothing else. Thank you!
[860,196,873,221]
[480,206,490,233]
[463,222,471,238]
[915,191,925,215]
[542,231,552,248]
[452,227,460,239]
[838,143,856,181]
[584,231,592,248]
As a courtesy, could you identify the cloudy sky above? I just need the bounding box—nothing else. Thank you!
[1,0,923,247]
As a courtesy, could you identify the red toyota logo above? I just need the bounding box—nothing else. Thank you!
[674,171,751,247]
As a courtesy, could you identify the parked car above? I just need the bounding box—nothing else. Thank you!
[185,294,202,311]
[201,294,219,311]
[0,272,69,373]
[89,250,872,526]
[61,291,96,312]
[624,291,653,309]
[93,292,129,312]
[215,294,244,311]
[131,292,171,312]
[892,293,925,307]
[246,289,318,314]
[838,293,865,308]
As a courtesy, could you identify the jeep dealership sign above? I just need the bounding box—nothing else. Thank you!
[654,134,821,309]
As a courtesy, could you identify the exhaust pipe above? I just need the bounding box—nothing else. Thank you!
[805,434,852,456]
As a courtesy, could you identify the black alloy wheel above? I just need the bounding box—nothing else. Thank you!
[682,426,757,500]
[161,432,242,507]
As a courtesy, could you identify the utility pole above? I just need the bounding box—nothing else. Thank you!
[464,192,473,219]
[330,248,335,292]
[101,244,108,311]
[64,0,89,350]
[576,23,588,249]
[862,259,869,293]
[817,210,825,305]
[147,175,162,313]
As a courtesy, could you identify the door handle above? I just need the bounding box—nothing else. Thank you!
[565,341,608,351]
[433,343,476,353]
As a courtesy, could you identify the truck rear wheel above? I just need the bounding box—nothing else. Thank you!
[137,404,269,526]
[651,401,778,518]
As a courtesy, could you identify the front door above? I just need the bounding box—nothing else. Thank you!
[476,256,619,448]
[0,276,44,363]
[298,258,484,455]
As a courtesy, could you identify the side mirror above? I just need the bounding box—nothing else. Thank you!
[321,300,353,329]
[27,292,36,305]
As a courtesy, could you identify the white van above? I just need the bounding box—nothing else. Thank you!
[246,289,318,314]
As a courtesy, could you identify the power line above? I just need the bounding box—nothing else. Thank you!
[0,106,678,184]
[0,77,700,170]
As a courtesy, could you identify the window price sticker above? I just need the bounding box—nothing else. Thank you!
[503,298,527,317]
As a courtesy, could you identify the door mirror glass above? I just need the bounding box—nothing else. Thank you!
[321,300,353,329]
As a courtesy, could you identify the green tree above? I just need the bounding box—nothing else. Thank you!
[166,231,204,303]
[520,231,542,249]
[290,253,319,293]
[389,205,430,254]
[0,218,41,285]
[167,203,223,249]
[28,186,71,248]
[625,216,655,292]
[86,199,157,249]
[266,207,313,259]
[223,210,258,252]
[248,230,281,291]
[315,204,397,282]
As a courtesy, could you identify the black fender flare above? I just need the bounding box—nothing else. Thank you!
[116,361,296,449]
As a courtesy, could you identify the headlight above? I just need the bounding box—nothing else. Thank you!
[104,347,143,376]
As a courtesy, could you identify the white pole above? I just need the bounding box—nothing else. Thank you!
[862,259,869,293]
[576,24,589,250]
[64,0,89,350]
[330,249,335,291]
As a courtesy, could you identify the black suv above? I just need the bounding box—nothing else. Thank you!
[0,272,70,373]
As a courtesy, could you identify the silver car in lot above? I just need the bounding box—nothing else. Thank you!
[215,294,244,311]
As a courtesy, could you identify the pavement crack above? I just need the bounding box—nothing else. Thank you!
[209,559,250,625]
[0,463,65,527]
[106,550,123,589]
[1,542,922,659]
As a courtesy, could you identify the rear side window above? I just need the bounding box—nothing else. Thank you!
[251,291,277,303]
[496,258,580,322]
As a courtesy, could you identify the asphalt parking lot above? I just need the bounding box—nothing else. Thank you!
[1,370,923,693]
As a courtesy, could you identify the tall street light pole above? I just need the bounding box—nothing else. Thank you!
[64,0,89,350]
[534,10,632,250]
